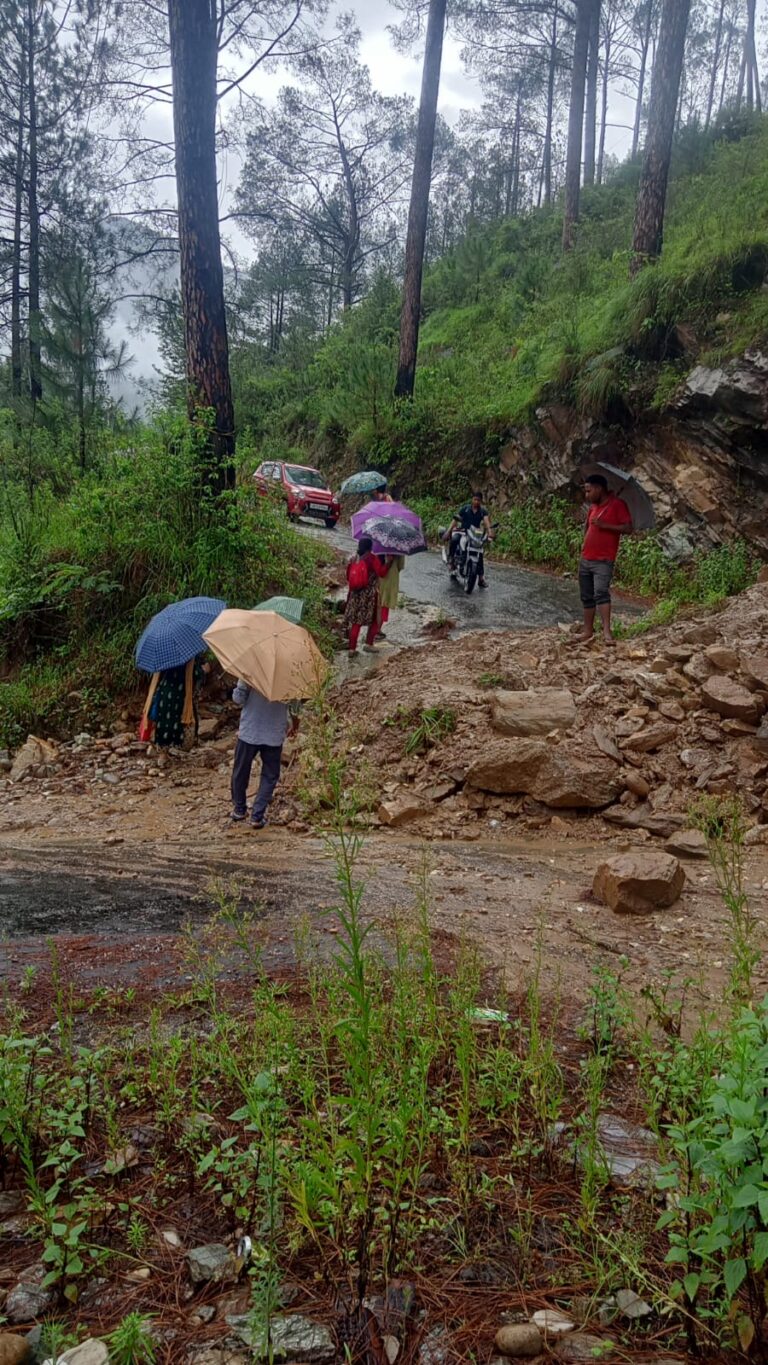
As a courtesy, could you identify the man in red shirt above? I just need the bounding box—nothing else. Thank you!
[579,474,633,645]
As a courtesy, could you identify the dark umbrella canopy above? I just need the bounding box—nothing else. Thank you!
[135,596,227,673]
[340,470,389,496]
[358,516,427,555]
[579,461,656,532]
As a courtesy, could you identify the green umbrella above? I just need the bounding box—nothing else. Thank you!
[339,470,388,496]
[253,595,304,625]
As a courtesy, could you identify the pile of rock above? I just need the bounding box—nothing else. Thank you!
[354,581,768,844]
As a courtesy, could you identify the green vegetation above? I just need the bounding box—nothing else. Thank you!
[0,413,329,747]
[239,117,768,499]
[0,726,766,1355]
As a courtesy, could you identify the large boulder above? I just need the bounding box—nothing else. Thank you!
[466,741,620,808]
[701,675,764,722]
[593,851,686,914]
[465,740,548,794]
[676,350,768,428]
[490,689,576,738]
[10,736,58,782]
[743,655,768,690]
[530,748,622,809]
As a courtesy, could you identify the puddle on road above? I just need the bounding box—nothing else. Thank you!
[0,868,214,938]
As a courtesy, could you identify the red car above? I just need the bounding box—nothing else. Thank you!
[253,460,340,529]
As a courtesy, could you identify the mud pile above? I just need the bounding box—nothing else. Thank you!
[306,581,768,842]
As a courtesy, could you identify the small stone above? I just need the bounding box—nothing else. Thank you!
[621,770,650,799]
[555,1333,610,1361]
[722,719,758,735]
[187,1353,247,1365]
[490,689,576,737]
[620,721,677,754]
[162,1229,182,1248]
[189,1304,216,1325]
[615,1288,652,1320]
[47,1344,109,1365]
[187,1243,235,1285]
[593,851,686,914]
[383,1336,400,1364]
[665,829,708,859]
[531,1310,575,1336]
[592,725,622,764]
[0,1333,31,1365]
[10,737,58,782]
[494,1324,542,1357]
[378,791,430,827]
[124,1267,151,1282]
[5,1269,54,1324]
[227,1313,335,1361]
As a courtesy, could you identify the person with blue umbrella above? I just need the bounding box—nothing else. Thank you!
[136,597,225,748]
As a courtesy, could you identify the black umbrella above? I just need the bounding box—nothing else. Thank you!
[579,461,656,531]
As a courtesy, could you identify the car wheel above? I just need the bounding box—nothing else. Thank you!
[325,518,338,529]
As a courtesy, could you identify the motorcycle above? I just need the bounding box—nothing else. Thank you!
[440,524,495,594]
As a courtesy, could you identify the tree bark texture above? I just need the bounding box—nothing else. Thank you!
[11,62,26,400]
[597,28,611,183]
[562,0,593,250]
[27,0,42,404]
[167,0,235,492]
[631,1,653,158]
[395,0,447,399]
[705,0,726,128]
[583,0,601,186]
[542,0,558,206]
[630,0,691,274]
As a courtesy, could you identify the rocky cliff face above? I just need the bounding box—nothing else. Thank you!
[488,349,768,559]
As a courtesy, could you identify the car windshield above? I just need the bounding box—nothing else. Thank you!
[285,465,328,490]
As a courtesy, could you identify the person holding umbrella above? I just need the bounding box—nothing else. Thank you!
[230,682,298,828]
[372,483,393,504]
[579,474,633,646]
[135,596,224,748]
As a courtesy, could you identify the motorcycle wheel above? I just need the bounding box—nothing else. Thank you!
[465,563,478,594]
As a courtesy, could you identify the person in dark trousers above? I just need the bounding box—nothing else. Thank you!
[230,681,298,828]
[446,491,494,586]
[579,474,633,646]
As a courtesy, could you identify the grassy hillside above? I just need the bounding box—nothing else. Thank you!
[240,114,768,492]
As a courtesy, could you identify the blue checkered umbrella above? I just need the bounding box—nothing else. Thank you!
[135,596,227,673]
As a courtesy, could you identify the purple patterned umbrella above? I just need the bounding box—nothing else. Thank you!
[351,500,423,540]
[357,516,427,556]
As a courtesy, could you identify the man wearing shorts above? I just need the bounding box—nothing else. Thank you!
[579,475,632,645]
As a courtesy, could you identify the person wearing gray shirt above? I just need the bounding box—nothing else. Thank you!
[230,681,298,828]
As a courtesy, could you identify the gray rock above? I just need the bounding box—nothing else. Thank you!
[494,1323,542,1356]
[5,1269,54,1324]
[658,522,696,563]
[187,1242,234,1285]
[43,1342,108,1365]
[419,1329,449,1365]
[615,1288,652,1320]
[555,1333,613,1361]
[227,1313,335,1362]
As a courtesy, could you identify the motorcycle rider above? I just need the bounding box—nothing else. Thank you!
[446,491,494,587]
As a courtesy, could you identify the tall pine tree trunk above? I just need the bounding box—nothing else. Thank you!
[632,1,653,157]
[562,0,593,250]
[705,0,726,128]
[583,0,601,187]
[630,0,691,274]
[542,0,559,206]
[395,0,447,399]
[597,29,611,183]
[27,0,42,405]
[718,23,733,117]
[167,0,235,493]
[11,64,25,401]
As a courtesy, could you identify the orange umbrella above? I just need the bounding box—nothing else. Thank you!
[203,609,327,701]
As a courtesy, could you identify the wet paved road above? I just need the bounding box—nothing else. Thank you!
[304,522,639,635]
